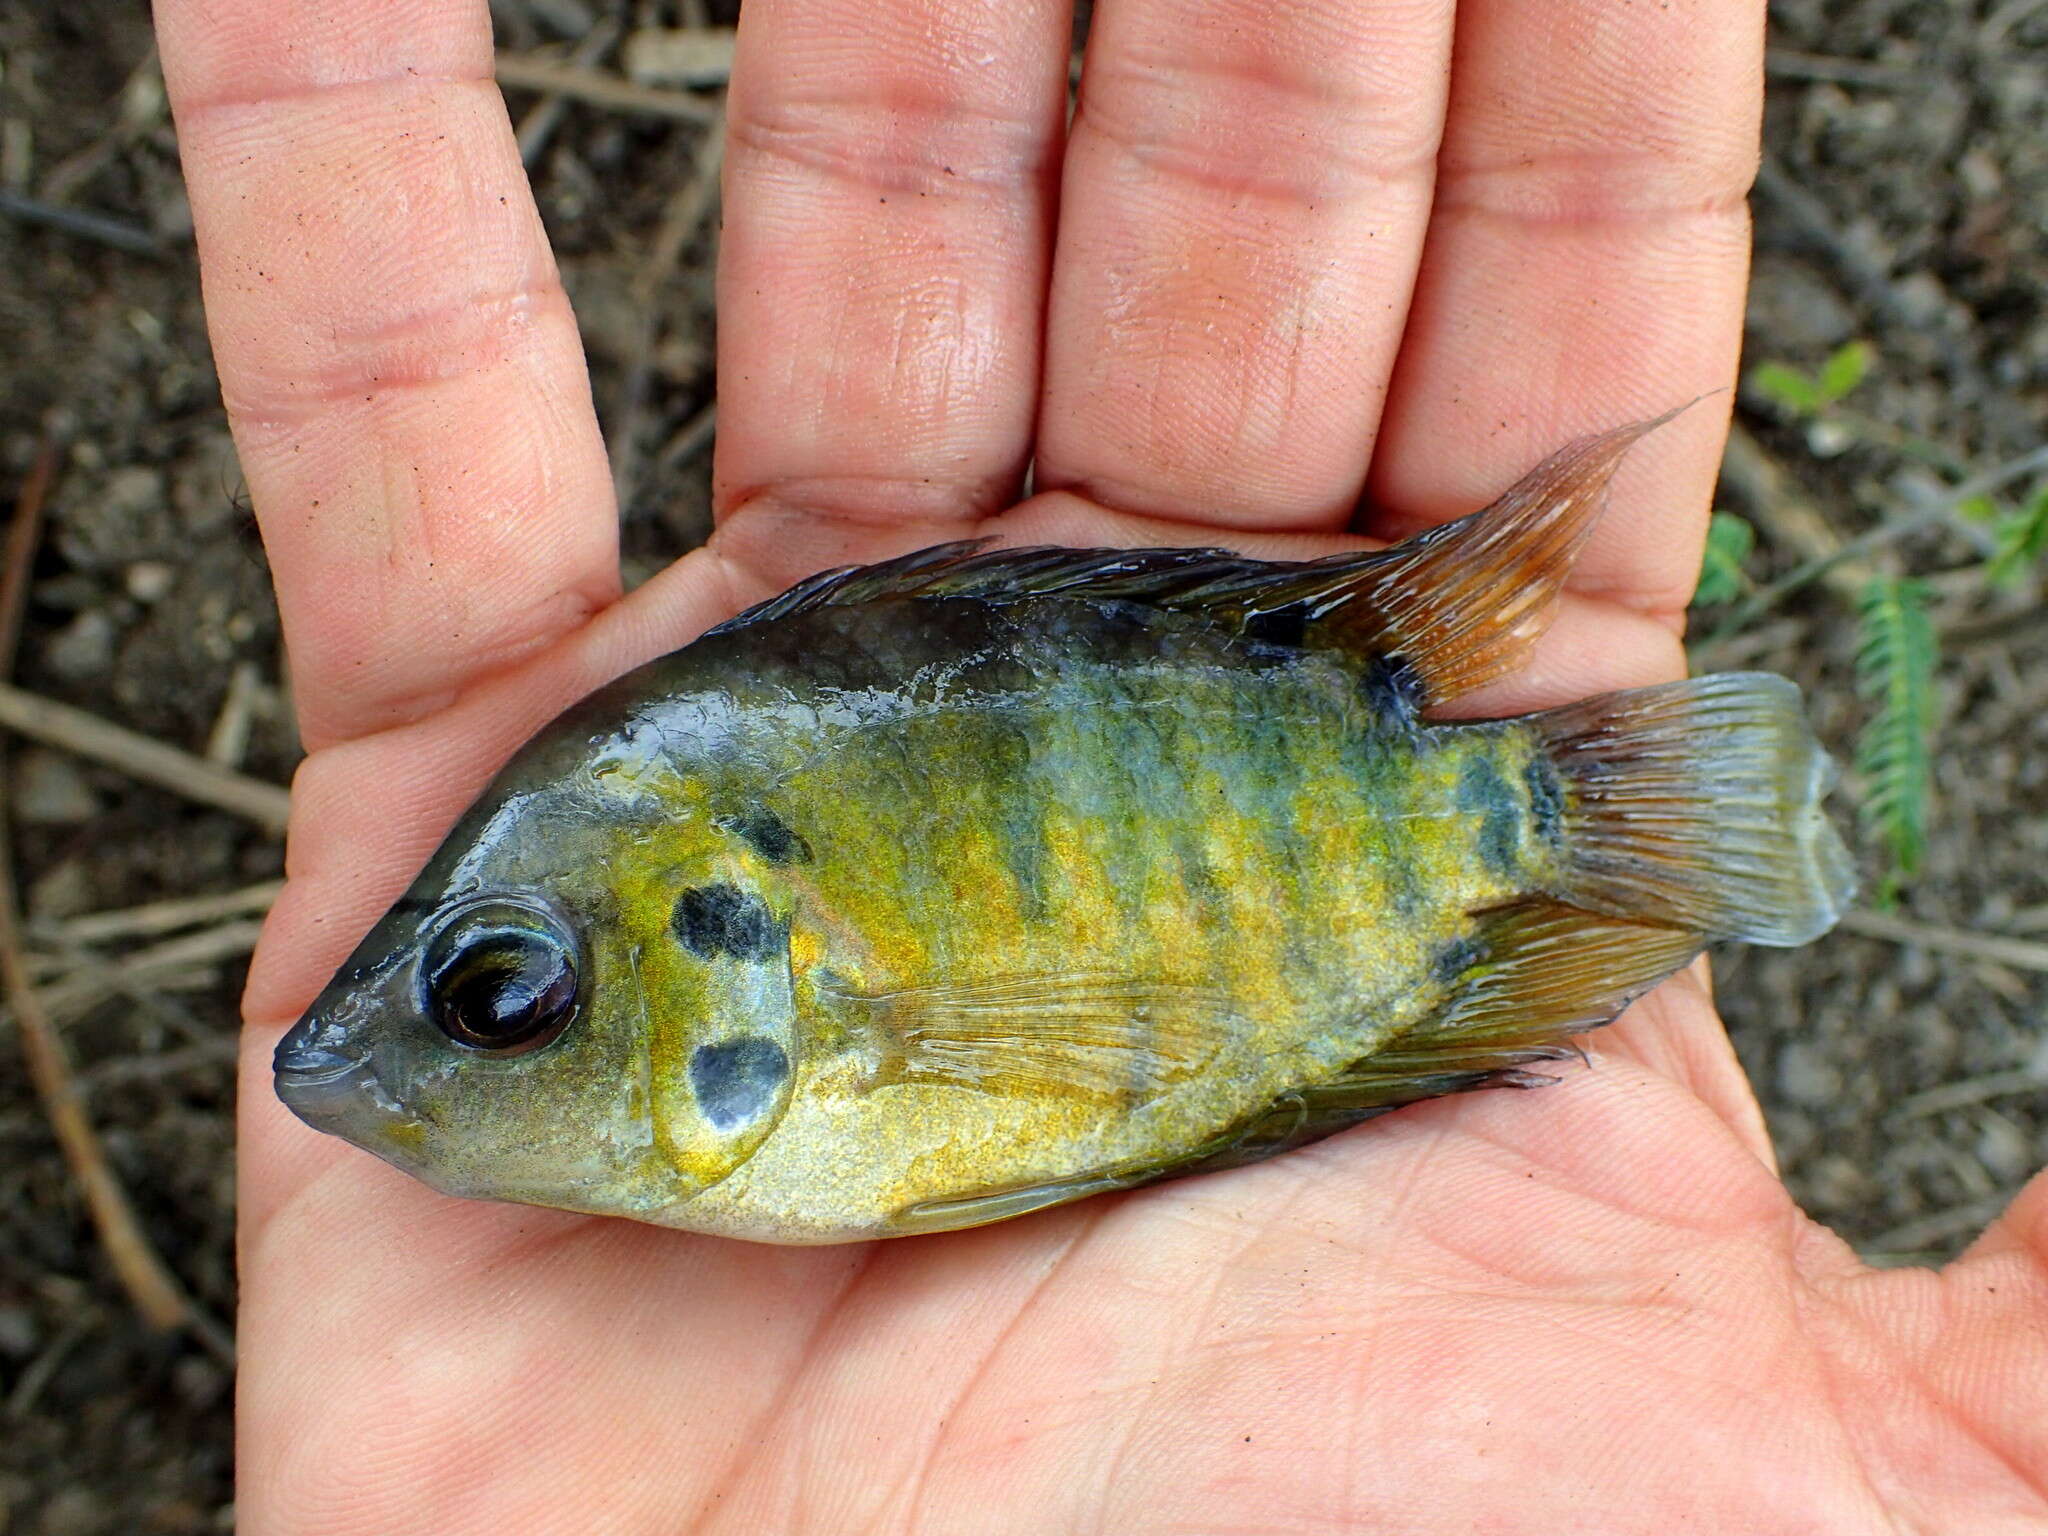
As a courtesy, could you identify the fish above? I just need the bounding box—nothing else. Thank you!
[274,414,1854,1243]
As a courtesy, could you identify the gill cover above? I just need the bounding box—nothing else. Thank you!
[638,876,801,1190]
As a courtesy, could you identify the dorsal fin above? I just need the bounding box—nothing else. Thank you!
[705,410,1682,706]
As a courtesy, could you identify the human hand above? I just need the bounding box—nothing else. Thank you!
[157,0,2045,1528]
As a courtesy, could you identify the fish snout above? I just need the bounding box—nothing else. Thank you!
[273,1027,376,1122]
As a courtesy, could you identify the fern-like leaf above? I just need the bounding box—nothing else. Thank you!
[1853,577,1937,898]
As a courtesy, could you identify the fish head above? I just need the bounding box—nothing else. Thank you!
[274,715,808,1223]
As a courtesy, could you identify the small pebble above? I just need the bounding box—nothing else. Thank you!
[9,748,98,826]
[125,561,176,603]
[0,1304,36,1358]
[1776,1040,1842,1108]
[44,609,118,681]
[41,1486,107,1536]
[102,464,166,523]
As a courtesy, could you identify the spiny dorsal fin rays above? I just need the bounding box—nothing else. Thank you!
[704,408,1691,707]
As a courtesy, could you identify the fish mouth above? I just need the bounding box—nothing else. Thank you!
[273,1034,376,1122]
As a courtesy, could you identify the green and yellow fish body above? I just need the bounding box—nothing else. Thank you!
[277,418,1852,1242]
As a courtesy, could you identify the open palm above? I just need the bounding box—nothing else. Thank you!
[158,0,2045,1529]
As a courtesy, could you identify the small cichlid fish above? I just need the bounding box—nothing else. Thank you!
[277,416,1853,1242]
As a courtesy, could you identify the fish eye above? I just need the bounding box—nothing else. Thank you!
[419,897,580,1055]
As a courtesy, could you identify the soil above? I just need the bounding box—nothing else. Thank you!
[2,1,2044,1531]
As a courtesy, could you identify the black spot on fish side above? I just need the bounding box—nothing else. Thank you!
[689,1035,791,1132]
[672,884,783,962]
[1458,756,1521,877]
[1362,654,1426,726]
[1243,602,1312,649]
[1433,934,1485,986]
[726,806,812,866]
[1524,756,1566,845]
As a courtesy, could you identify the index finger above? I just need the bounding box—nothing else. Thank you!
[157,0,622,751]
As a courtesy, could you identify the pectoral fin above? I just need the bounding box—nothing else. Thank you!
[838,973,1245,1099]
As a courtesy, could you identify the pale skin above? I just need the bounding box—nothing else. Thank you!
[151,0,2046,1529]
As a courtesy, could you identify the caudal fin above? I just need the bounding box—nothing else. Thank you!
[1532,673,1855,946]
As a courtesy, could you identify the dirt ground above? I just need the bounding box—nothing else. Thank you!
[2,1,2044,1531]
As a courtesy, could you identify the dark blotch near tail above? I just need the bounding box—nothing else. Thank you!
[1361,654,1426,725]
[673,883,783,962]
[1523,756,1565,845]
[727,806,813,866]
[688,1035,790,1131]
[1433,934,1486,986]
[1459,756,1521,877]
[1242,602,1312,649]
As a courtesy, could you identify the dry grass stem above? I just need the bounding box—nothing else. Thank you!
[1890,1068,2048,1121]
[1864,1196,2009,1261]
[654,400,718,477]
[1839,908,2048,974]
[40,878,282,947]
[202,659,264,769]
[494,49,718,122]
[0,682,291,831]
[1718,423,1874,599]
[18,917,267,1006]
[515,18,624,166]
[621,27,735,87]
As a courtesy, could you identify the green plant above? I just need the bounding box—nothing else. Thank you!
[1748,340,1874,418]
[1852,577,1937,902]
[1692,511,1756,605]
[1984,484,2048,590]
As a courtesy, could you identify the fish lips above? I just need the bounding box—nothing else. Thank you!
[272,1017,418,1139]
[273,1034,370,1118]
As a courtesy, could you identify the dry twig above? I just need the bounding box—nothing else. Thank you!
[515,17,624,166]
[0,190,165,258]
[653,400,718,478]
[494,49,718,122]
[0,435,208,1344]
[1864,1197,2008,1262]
[1763,49,1914,88]
[621,27,736,87]
[22,917,268,999]
[1717,422,1874,601]
[0,681,291,831]
[40,877,283,948]
[1699,440,2048,646]
[1890,1068,2047,1122]
[203,659,266,769]
[1838,908,2048,975]
[613,111,728,517]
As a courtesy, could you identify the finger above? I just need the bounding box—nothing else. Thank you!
[1368,0,1764,620]
[157,0,620,751]
[1032,0,1454,530]
[711,0,1072,575]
